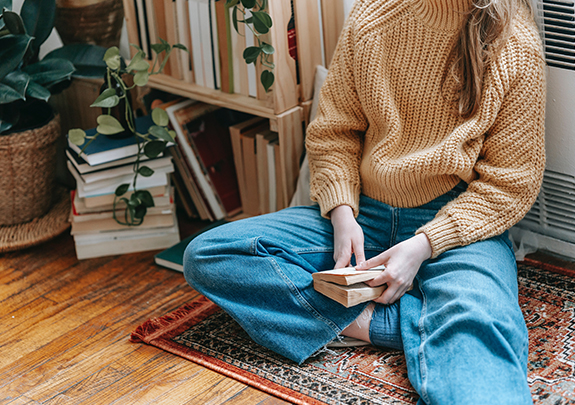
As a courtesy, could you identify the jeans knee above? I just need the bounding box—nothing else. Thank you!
[182,231,219,291]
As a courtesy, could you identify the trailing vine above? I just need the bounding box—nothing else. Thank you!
[226,0,275,92]
[68,42,187,226]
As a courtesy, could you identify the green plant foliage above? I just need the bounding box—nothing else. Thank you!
[0,0,105,135]
[68,39,188,226]
[44,43,108,79]
[226,0,275,92]
[20,0,56,56]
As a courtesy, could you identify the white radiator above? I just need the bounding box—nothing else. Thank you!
[511,0,575,259]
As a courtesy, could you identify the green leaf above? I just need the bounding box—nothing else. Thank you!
[97,114,124,135]
[243,46,261,64]
[90,87,119,108]
[3,10,26,35]
[151,108,169,127]
[115,183,130,196]
[241,0,256,9]
[173,43,188,52]
[0,34,33,82]
[103,46,122,70]
[231,6,239,33]
[225,0,240,7]
[129,193,141,206]
[127,51,149,71]
[0,119,14,134]
[133,70,149,86]
[134,190,154,207]
[251,11,273,34]
[25,80,50,101]
[143,140,165,158]
[20,0,55,53]
[168,130,176,140]
[0,70,29,101]
[261,69,274,92]
[138,166,154,177]
[22,58,75,86]
[151,42,169,55]
[148,125,173,142]
[0,82,24,103]
[44,44,108,79]
[261,42,274,55]
[134,204,147,219]
[129,43,143,53]
[68,128,86,146]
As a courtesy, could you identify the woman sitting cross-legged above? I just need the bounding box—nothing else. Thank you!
[184,0,546,403]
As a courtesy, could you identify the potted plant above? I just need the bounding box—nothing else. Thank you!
[0,0,77,226]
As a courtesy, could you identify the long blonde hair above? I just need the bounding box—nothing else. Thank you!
[449,0,531,118]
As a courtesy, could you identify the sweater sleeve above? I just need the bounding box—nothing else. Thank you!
[305,4,368,219]
[417,48,546,258]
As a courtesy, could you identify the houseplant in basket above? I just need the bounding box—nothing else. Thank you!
[0,0,98,251]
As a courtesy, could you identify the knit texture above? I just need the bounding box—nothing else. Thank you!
[306,0,546,258]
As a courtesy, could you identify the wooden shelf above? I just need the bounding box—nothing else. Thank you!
[148,75,277,120]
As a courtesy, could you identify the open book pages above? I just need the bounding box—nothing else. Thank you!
[311,265,386,286]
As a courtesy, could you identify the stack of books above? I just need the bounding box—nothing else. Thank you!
[66,115,180,260]
[312,266,387,307]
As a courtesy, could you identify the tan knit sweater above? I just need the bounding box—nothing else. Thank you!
[306,0,546,258]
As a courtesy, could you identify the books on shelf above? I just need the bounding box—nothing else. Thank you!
[126,0,271,99]
[256,129,279,214]
[312,266,386,308]
[166,98,249,220]
[228,117,269,216]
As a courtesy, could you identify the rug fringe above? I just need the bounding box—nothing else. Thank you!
[130,301,205,344]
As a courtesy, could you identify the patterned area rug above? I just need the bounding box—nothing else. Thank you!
[131,260,575,404]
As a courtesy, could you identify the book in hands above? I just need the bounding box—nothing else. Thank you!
[312,265,386,308]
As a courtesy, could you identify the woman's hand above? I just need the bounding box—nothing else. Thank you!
[356,233,432,304]
[330,205,366,269]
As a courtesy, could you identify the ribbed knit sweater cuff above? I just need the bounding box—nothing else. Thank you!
[417,214,461,258]
[315,183,360,219]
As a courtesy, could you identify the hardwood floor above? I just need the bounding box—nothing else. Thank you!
[0,220,290,405]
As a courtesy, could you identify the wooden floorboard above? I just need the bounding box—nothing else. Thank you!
[0,218,290,405]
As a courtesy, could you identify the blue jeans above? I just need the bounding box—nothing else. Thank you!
[184,185,532,404]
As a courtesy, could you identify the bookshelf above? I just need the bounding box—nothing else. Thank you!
[120,0,346,210]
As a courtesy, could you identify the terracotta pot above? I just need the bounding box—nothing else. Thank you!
[0,113,61,226]
[54,0,124,48]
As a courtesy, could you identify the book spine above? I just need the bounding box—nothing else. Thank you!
[188,0,205,87]
[167,101,225,220]
[175,0,194,83]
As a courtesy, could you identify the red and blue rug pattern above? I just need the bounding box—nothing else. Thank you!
[131,260,575,404]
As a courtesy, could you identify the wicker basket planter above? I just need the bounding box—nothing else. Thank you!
[0,114,61,226]
[55,0,124,48]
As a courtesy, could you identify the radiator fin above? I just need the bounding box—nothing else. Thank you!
[537,0,575,70]
[518,170,575,243]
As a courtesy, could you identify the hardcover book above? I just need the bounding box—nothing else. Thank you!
[312,266,386,308]
[154,219,227,271]
[67,115,157,166]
